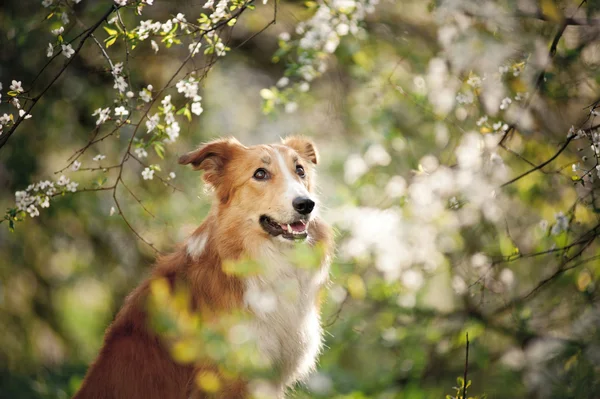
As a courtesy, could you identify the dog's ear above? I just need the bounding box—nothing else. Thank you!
[282,136,318,165]
[178,138,243,188]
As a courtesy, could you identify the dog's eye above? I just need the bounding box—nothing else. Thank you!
[253,168,269,181]
[296,165,305,178]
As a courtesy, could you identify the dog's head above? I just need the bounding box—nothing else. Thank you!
[179,136,319,243]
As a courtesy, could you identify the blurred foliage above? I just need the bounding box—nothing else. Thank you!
[2,0,600,398]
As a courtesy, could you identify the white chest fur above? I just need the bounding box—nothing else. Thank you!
[244,244,329,390]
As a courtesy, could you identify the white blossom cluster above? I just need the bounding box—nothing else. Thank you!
[9,0,224,221]
[0,81,32,137]
[176,77,204,116]
[261,0,379,113]
[15,176,78,218]
[334,132,509,303]
[130,0,233,58]
[567,121,600,184]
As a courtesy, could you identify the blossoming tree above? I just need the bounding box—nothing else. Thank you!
[1,0,600,397]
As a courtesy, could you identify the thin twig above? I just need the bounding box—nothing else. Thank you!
[500,135,575,187]
[0,5,117,150]
[462,332,469,399]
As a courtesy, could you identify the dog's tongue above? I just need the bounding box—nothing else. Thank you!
[280,221,306,232]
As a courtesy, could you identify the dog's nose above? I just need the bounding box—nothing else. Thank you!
[293,197,315,215]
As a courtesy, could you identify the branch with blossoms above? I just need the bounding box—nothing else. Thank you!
[1,0,277,251]
[260,0,379,114]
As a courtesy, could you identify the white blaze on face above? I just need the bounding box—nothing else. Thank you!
[274,149,311,203]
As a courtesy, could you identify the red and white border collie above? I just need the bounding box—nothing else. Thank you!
[74,136,334,399]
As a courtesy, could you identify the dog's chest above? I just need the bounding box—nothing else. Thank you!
[244,250,328,386]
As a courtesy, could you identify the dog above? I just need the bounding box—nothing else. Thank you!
[73,136,334,399]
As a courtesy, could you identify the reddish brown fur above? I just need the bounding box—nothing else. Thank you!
[74,137,333,399]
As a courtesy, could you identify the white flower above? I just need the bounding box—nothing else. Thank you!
[56,175,70,186]
[134,147,148,158]
[189,41,202,56]
[551,212,569,235]
[142,167,154,180]
[172,13,187,29]
[66,181,78,192]
[336,23,350,36]
[278,32,291,41]
[126,91,134,98]
[344,154,368,184]
[51,26,64,36]
[176,77,200,99]
[191,102,203,116]
[515,92,527,101]
[46,43,54,58]
[285,102,298,113]
[39,196,50,208]
[456,91,474,104]
[93,154,106,162]
[0,114,10,124]
[466,75,481,88]
[72,160,81,171]
[298,82,310,92]
[151,40,159,53]
[10,80,23,93]
[161,95,172,108]
[114,0,127,6]
[112,62,124,76]
[61,44,75,58]
[452,276,467,295]
[364,144,391,166]
[161,20,173,33]
[276,77,289,88]
[113,76,128,92]
[165,121,180,142]
[169,172,176,180]
[214,41,227,56]
[139,89,152,103]
[42,0,53,7]
[500,97,512,110]
[18,109,32,119]
[92,108,110,125]
[146,113,160,133]
[27,204,40,217]
[476,116,488,126]
[114,106,129,117]
[110,206,116,216]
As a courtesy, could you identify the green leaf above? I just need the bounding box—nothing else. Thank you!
[154,143,165,159]
[103,26,118,36]
[105,36,117,48]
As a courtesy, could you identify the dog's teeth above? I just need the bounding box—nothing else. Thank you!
[287,224,292,233]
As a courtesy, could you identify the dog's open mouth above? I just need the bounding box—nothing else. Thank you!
[260,215,308,240]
